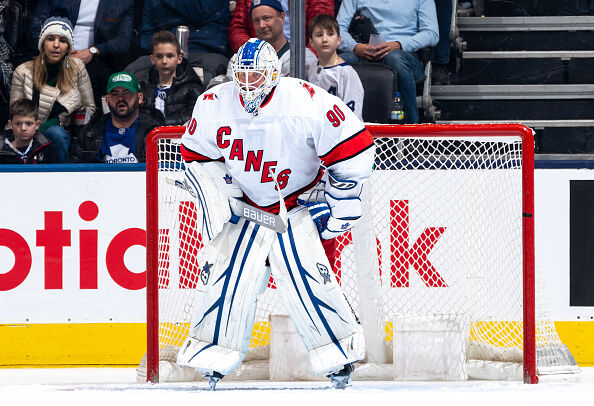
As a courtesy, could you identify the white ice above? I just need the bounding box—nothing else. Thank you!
[0,367,592,406]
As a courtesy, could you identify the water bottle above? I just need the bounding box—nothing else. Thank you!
[390,92,405,123]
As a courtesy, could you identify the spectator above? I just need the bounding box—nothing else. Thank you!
[0,0,13,87]
[210,0,317,87]
[432,0,453,85]
[307,14,363,120]
[136,0,230,56]
[0,0,13,128]
[11,17,95,162]
[0,98,58,164]
[228,0,334,53]
[336,0,438,123]
[139,31,204,126]
[72,71,164,163]
[2,0,36,68]
[27,0,135,105]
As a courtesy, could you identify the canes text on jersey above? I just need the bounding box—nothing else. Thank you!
[216,126,291,189]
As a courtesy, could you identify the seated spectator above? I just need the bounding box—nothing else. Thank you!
[228,0,334,53]
[11,17,95,162]
[1,0,18,128]
[210,0,317,87]
[2,0,36,68]
[336,0,438,123]
[140,31,205,126]
[0,98,58,164]
[72,72,164,163]
[432,0,453,85]
[27,0,135,105]
[136,0,230,56]
[307,14,363,120]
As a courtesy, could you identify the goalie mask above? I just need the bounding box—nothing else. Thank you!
[232,38,280,115]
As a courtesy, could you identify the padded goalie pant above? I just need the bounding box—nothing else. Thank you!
[176,208,365,377]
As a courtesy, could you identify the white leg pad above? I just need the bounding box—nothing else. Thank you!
[176,338,245,377]
[269,208,365,376]
[177,218,275,376]
[309,332,366,376]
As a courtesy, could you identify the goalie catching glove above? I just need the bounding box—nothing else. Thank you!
[183,161,242,242]
[298,171,363,240]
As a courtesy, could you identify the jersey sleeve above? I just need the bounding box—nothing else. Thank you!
[180,95,223,163]
[339,66,365,121]
[312,85,374,186]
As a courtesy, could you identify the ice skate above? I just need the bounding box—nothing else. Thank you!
[204,371,224,390]
[327,363,354,389]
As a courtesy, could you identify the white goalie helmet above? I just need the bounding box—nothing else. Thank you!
[232,38,281,114]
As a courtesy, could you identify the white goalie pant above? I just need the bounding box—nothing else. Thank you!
[176,208,365,377]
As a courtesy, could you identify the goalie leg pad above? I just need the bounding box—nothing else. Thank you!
[268,209,365,375]
[177,218,275,376]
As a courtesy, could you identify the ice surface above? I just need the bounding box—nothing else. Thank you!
[0,367,592,406]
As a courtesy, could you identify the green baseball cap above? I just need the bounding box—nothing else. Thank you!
[106,71,141,94]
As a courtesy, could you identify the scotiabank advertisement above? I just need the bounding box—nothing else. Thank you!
[0,169,147,323]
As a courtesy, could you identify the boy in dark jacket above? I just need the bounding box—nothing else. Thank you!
[140,30,204,126]
[0,98,57,164]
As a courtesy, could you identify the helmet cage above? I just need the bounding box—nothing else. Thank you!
[232,39,280,114]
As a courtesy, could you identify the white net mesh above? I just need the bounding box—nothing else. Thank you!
[143,130,578,382]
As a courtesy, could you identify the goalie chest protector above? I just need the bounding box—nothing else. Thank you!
[181,77,374,212]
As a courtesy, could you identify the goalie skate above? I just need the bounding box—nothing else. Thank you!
[327,363,354,389]
[205,371,224,391]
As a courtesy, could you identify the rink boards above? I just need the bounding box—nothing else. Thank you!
[0,165,593,366]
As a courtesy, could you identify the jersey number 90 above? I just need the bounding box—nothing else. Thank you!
[326,105,346,128]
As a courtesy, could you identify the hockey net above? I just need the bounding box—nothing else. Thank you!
[142,124,578,384]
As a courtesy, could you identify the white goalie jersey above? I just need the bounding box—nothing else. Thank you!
[180,77,374,214]
[308,61,364,121]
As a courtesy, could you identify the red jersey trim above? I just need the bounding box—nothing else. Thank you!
[319,128,374,168]
[243,169,324,215]
[180,144,223,163]
[260,86,276,108]
[238,86,277,109]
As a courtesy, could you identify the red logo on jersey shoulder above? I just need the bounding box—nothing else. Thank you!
[203,93,217,100]
[302,82,315,98]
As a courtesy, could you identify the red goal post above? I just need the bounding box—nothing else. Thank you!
[145,124,541,384]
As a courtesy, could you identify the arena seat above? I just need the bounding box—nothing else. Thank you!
[350,48,439,124]
[351,63,398,123]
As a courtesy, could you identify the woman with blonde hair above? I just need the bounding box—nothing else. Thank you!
[11,17,95,162]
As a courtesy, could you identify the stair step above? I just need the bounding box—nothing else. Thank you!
[437,120,594,154]
[436,119,594,128]
[463,50,594,58]
[431,84,594,99]
[480,0,589,17]
[459,58,566,85]
[458,16,594,51]
[458,16,594,31]
[433,99,594,121]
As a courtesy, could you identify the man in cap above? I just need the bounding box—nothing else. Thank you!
[209,0,320,87]
[228,0,334,54]
[72,71,164,163]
